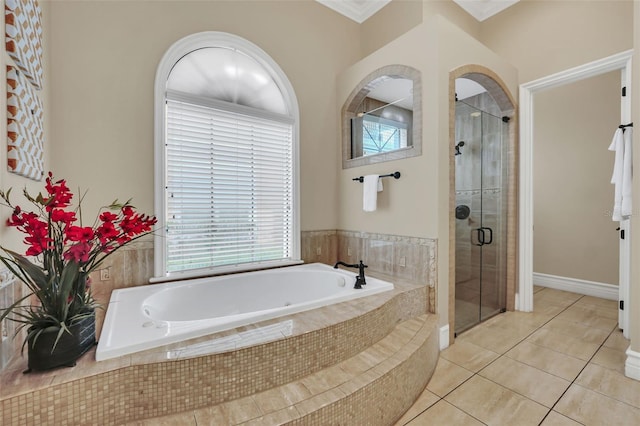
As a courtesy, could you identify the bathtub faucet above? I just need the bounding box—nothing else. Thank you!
[333,260,368,289]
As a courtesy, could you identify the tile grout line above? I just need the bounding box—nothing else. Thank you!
[402,289,620,426]
[398,288,570,425]
[538,320,618,426]
[442,290,588,425]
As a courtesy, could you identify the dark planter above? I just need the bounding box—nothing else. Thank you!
[25,311,96,373]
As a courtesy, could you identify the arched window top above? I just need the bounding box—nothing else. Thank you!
[167,47,288,115]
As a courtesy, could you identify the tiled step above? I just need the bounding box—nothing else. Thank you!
[133,314,439,425]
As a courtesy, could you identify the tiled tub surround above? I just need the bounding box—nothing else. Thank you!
[0,276,434,425]
[0,230,435,369]
[302,230,437,313]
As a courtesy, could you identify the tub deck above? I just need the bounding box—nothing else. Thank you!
[0,271,437,425]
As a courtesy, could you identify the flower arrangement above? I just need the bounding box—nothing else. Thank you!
[0,172,156,353]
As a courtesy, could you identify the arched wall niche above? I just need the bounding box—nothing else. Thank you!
[341,64,422,169]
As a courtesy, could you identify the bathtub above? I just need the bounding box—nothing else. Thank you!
[96,263,394,361]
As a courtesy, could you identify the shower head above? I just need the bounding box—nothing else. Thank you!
[455,141,465,156]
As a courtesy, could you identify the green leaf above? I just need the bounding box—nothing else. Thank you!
[1,249,48,289]
[52,323,70,353]
[0,293,35,323]
[58,262,80,319]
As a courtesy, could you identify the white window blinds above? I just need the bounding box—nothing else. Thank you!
[165,97,294,274]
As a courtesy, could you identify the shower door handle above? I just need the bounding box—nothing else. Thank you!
[473,228,485,246]
[481,227,493,245]
[473,227,493,246]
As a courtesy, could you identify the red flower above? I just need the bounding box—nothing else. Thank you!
[122,206,135,217]
[118,208,156,236]
[9,211,52,256]
[99,211,118,222]
[2,172,156,268]
[65,226,95,243]
[96,221,119,244]
[6,206,23,226]
[63,242,92,263]
[44,173,73,212]
[50,208,77,224]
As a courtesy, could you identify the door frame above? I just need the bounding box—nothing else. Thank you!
[518,50,633,322]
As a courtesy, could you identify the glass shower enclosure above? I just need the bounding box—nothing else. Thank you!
[454,94,508,335]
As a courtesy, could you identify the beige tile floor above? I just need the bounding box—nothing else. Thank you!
[395,286,639,426]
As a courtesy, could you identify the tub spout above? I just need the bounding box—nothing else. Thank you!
[333,260,368,289]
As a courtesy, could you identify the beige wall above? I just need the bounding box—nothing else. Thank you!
[46,0,360,232]
[0,1,52,251]
[480,0,634,83]
[337,15,518,329]
[533,71,620,285]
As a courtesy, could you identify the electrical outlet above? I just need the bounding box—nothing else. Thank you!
[100,268,111,281]
[347,247,352,256]
[316,247,322,256]
[399,256,406,267]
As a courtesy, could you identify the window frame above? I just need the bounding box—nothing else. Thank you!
[153,32,300,281]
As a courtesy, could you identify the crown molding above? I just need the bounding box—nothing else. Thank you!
[316,0,391,24]
[453,0,520,22]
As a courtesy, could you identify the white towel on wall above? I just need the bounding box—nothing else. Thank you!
[363,174,383,212]
[609,128,624,221]
[621,127,633,217]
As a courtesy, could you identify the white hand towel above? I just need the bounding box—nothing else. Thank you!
[363,175,383,212]
[621,127,633,217]
[609,128,624,221]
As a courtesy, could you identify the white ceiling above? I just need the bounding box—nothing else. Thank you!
[316,0,519,23]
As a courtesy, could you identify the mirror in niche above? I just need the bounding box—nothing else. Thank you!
[342,65,421,169]
[351,77,413,158]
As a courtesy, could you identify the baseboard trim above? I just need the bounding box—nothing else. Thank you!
[533,273,618,301]
[439,324,450,350]
[625,348,640,380]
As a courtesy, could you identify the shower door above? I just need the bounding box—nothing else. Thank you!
[454,101,508,335]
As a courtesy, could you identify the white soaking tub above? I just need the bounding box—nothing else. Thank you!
[96,263,393,361]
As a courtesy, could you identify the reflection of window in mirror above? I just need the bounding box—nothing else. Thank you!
[342,65,421,169]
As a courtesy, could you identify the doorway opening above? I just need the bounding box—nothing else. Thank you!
[518,50,632,337]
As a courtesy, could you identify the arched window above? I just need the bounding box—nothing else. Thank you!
[154,32,300,280]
